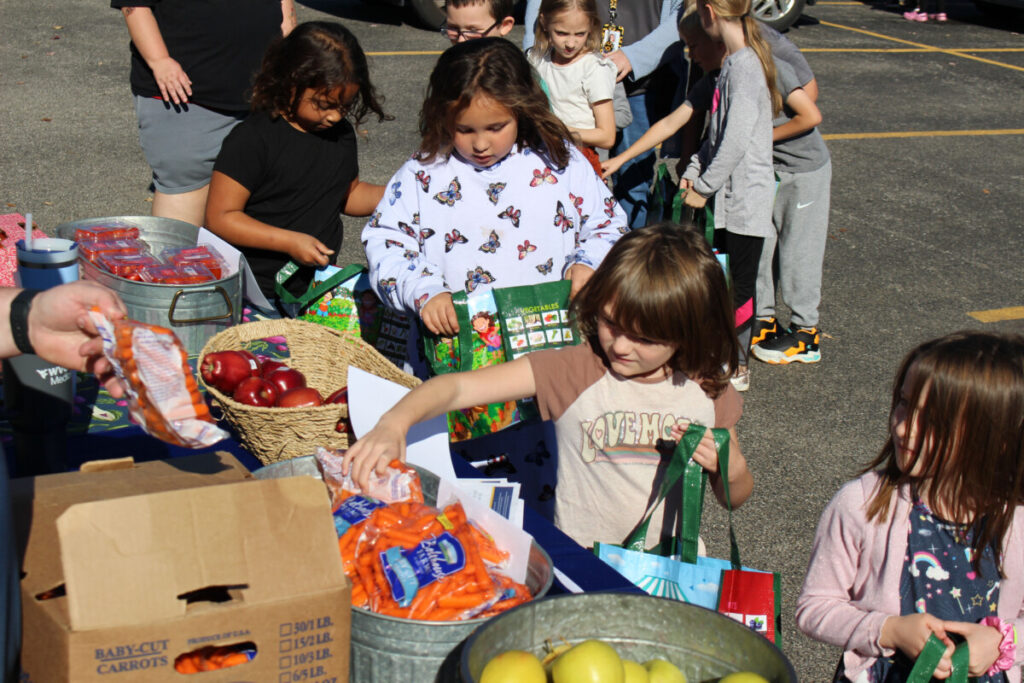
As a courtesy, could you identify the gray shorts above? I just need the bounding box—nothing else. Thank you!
[134,96,246,194]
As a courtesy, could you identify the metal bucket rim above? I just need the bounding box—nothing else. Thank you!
[458,590,799,683]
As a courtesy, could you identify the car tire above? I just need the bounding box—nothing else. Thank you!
[752,0,807,30]
[409,0,445,29]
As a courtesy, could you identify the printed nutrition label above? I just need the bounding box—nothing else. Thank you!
[277,615,337,683]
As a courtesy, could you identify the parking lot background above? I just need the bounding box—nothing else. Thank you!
[1,0,1022,678]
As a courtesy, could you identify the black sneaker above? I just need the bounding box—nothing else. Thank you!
[752,327,822,365]
[751,317,781,347]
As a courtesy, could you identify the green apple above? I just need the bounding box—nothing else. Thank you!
[480,649,546,683]
[720,673,770,683]
[623,659,650,683]
[644,658,686,683]
[551,639,625,683]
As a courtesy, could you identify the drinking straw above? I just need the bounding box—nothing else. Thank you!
[24,213,33,251]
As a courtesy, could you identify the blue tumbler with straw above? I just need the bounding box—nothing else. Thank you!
[3,214,80,475]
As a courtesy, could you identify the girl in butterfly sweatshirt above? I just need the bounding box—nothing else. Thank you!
[362,38,625,338]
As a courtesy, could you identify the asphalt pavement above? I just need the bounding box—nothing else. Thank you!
[1,0,1023,679]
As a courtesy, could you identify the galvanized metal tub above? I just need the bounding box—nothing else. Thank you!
[55,216,242,356]
[461,592,797,682]
[254,456,555,683]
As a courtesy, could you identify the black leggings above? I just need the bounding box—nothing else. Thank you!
[714,230,764,365]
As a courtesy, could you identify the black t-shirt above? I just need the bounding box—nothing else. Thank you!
[213,111,359,298]
[110,0,282,110]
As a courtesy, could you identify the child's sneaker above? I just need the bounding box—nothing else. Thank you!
[931,11,947,20]
[751,317,781,347]
[730,365,750,392]
[903,8,928,19]
[751,327,822,365]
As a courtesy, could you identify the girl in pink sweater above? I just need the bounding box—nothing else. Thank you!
[796,331,1024,681]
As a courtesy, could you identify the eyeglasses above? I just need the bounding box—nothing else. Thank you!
[440,19,501,40]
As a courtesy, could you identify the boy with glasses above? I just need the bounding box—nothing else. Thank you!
[442,0,515,43]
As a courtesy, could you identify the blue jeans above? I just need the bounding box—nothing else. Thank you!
[611,92,655,229]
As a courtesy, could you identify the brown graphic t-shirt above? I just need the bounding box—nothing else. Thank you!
[529,342,741,548]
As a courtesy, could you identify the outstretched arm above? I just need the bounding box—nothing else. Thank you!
[0,283,128,398]
[341,357,538,487]
[119,6,192,105]
[602,102,695,178]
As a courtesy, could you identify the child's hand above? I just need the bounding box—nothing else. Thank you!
[683,188,708,209]
[341,422,407,491]
[150,56,192,105]
[679,178,694,191]
[943,620,1003,676]
[668,421,721,473]
[601,157,623,179]
[881,614,956,677]
[289,234,334,267]
[421,293,459,336]
[566,264,595,298]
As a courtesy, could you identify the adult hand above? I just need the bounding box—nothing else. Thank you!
[149,56,192,105]
[880,613,955,678]
[943,620,1003,676]
[421,293,459,336]
[606,50,633,82]
[27,281,129,398]
[341,421,407,491]
[289,234,334,268]
[566,264,594,298]
[683,188,708,209]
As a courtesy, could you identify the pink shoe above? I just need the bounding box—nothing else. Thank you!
[933,11,947,20]
[903,8,926,19]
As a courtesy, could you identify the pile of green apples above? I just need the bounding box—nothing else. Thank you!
[478,639,771,683]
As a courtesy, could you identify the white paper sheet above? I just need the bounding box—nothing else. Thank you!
[197,228,273,311]
[346,366,457,482]
[436,479,532,584]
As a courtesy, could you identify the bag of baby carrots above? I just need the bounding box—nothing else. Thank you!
[88,309,228,447]
[315,447,424,505]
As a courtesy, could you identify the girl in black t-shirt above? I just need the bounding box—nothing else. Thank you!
[206,21,391,312]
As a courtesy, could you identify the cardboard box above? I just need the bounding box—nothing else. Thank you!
[13,453,350,682]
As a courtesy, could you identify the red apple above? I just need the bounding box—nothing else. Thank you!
[325,387,348,405]
[232,377,279,407]
[266,367,306,395]
[276,387,324,408]
[259,357,289,378]
[201,350,259,394]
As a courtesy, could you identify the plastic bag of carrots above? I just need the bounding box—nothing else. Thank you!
[174,645,256,673]
[316,447,423,504]
[88,309,229,447]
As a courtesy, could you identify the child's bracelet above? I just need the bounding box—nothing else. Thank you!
[980,616,1016,674]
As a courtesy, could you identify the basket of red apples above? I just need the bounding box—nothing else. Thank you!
[198,319,419,465]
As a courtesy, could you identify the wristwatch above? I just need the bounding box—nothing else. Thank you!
[9,289,41,355]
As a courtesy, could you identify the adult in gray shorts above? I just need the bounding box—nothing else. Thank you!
[113,0,295,227]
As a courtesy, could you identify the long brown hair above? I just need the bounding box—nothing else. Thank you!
[863,331,1024,575]
[572,222,738,397]
[418,38,574,169]
[250,21,389,126]
[698,0,782,116]
[532,0,602,56]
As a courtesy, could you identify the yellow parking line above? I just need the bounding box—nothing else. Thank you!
[367,50,443,56]
[823,129,1024,139]
[803,47,1024,52]
[969,307,1024,322]
[818,20,1024,72]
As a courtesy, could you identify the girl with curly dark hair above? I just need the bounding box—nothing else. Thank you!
[206,21,391,312]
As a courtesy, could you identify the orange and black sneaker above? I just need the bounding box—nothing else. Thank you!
[751,327,821,365]
[751,317,780,347]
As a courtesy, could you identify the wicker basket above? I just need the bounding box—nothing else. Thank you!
[199,319,420,465]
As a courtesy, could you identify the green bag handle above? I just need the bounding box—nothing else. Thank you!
[622,424,732,565]
[907,634,970,683]
[420,291,476,375]
[273,262,366,309]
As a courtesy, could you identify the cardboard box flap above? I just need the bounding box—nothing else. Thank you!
[14,452,251,595]
[57,476,344,631]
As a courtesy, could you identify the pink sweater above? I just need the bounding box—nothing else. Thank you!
[795,471,1024,680]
